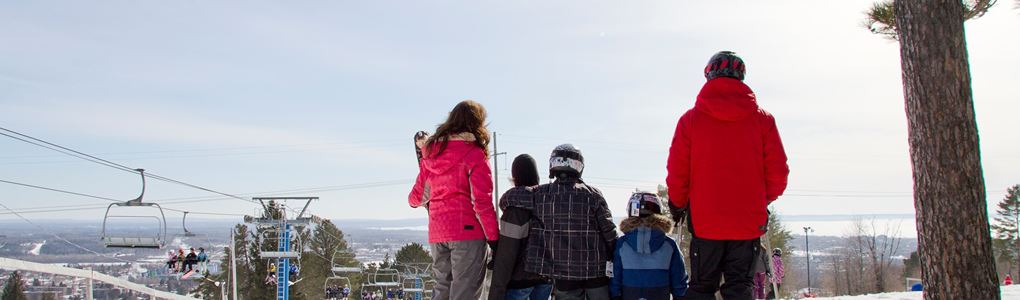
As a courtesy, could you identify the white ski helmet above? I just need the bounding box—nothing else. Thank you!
[549,144,584,178]
[627,191,663,218]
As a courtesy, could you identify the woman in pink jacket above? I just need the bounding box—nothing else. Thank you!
[409,100,499,300]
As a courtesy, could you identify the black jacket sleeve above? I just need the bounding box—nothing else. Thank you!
[488,205,532,300]
[593,192,618,261]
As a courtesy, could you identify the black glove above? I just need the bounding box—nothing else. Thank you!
[668,202,688,224]
[486,241,498,270]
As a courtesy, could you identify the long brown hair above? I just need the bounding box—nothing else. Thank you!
[425,100,490,157]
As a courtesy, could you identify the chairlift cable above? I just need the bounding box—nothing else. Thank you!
[0,201,131,263]
[0,179,121,202]
[0,127,258,205]
[0,129,139,173]
[0,179,411,216]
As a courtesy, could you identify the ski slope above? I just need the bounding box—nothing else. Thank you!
[813,285,1020,299]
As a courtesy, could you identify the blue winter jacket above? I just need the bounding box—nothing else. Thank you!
[611,219,688,300]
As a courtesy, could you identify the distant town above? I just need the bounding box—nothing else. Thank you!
[0,216,918,299]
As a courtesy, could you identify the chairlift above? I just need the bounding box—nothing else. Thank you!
[331,249,362,275]
[363,268,401,290]
[100,169,167,249]
[182,211,197,237]
[401,277,426,293]
[422,279,436,299]
[324,276,352,299]
[258,227,303,259]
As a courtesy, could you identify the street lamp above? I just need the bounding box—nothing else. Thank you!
[804,226,814,295]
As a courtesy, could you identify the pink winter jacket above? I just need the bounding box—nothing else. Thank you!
[408,134,499,243]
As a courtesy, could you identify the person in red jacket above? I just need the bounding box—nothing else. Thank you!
[408,100,499,300]
[666,51,789,300]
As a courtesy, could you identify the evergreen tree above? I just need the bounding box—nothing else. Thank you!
[903,251,921,279]
[865,1,1000,298]
[394,242,432,272]
[2,271,27,300]
[992,185,1020,277]
[293,220,354,299]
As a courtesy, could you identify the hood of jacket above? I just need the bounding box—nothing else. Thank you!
[620,215,673,254]
[423,133,480,174]
[695,77,759,122]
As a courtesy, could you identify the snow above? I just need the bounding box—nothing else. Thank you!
[812,285,1020,300]
[28,240,45,255]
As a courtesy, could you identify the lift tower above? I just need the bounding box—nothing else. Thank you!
[245,197,316,300]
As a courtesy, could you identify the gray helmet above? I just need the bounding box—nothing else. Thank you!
[705,51,746,81]
[549,144,584,178]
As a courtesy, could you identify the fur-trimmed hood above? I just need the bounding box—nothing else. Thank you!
[620,215,673,234]
[618,215,676,256]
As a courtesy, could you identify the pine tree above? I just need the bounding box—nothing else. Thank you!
[293,220,354,299]
[2,271,28,300]
[865,1,999,299]
[394,243,432,268]
[992,185,1020,277]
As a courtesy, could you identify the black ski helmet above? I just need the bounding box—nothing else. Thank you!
[549,144,584,178]
[704,51,746,81]
[627,191,663,218]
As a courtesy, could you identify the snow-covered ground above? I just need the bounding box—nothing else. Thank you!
[812,285,1020,299]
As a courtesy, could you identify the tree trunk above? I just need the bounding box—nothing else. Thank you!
[893,1,998,299]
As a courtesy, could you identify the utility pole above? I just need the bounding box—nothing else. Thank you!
[491,132,506,219]
[804,226,813,295]
[230,228,238,300]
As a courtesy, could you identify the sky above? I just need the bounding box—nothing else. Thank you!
[1,1,1018,230]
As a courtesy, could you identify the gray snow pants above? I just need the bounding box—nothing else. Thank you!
[431,239,487,300]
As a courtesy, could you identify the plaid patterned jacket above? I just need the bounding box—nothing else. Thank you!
[505,177,618,280]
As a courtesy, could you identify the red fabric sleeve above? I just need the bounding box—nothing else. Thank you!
[408,164,428,208]
[469,153,499,241]
[762,115,789,202]
[666,112,693,208]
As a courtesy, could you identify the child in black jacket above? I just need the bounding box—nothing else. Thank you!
[488,154,552,300]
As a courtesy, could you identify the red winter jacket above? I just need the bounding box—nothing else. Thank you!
[666,78,789,240]
[409,133,499,243]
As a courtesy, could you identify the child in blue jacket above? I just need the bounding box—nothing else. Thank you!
[611,192,688,300]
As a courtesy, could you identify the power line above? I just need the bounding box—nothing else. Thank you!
[0,127,262,207]
[0,139,405,160]
[0,179,121,202]
[0,201,130,263]
[0,141,408,166]
[0,178,412,215]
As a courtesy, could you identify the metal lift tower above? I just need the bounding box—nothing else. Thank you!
[245,197,316,300]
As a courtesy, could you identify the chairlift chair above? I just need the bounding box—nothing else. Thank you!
[258,227,303,259]
[401,277,425,293]
[331,249,362,275]
[324,276,352,298]
[368,268,401,288]
[100,169,168,249]
[182,211,197,237]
